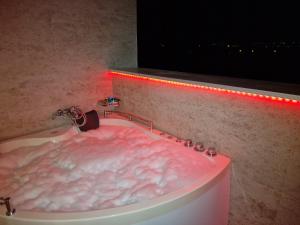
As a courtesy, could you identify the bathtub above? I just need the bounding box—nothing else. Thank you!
[0,117,230,225]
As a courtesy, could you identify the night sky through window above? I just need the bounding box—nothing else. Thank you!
[137,0,300,84]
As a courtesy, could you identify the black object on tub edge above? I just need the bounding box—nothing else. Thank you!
[77,110,100,132]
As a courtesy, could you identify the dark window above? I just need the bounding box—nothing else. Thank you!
[137,0,300,84]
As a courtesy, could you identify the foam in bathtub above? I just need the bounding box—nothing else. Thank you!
[0,126,209,212]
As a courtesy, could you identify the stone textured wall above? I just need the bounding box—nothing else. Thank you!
[0,0,136,140]
[113,74,300,225]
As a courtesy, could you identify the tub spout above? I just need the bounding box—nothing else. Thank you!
[0,197,16,216]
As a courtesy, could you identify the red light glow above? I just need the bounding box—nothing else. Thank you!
[111,71,300,105]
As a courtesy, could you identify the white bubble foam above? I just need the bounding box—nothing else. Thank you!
[0,125,209,212]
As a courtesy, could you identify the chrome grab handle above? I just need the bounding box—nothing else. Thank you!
[0,197,16,216]
[103,110,153,132]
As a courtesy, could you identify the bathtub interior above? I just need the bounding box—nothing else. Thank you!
[0,116,230,223]
[0,118,159,152]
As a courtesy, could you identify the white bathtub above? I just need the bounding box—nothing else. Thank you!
[0,118,230,225]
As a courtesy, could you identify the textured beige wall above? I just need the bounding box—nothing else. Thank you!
[113,75,300,225]
[0,0,136,140]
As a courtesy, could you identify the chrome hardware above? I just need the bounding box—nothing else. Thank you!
[98,97,120,107]
[184,139,193,147]
[176,138,182,143]
[103,111,153,132]
[52,106,87,128]
[194,142,205,152]
[0,197,16,216]
[206,147,217,157]
[159,132,172,139]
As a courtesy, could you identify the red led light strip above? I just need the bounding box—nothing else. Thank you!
[111,71,300,105]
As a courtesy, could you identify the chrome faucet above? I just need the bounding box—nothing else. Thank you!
[0,197,15,216]
[52,106,86,127]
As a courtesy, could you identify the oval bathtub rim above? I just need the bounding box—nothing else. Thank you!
[0,160,230,224]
